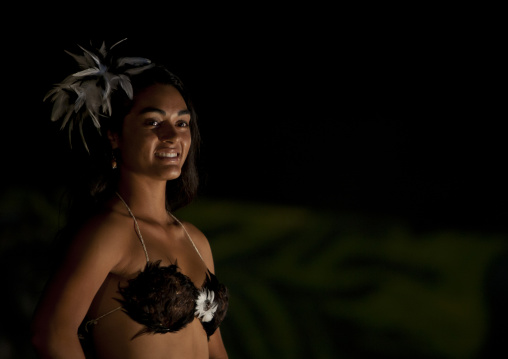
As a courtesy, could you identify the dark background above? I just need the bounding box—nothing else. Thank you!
[0,6,506,358]
[2,10,505,233]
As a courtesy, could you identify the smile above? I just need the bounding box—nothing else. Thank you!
[155,152,179,158]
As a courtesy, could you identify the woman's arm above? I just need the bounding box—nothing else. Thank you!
[31,214,128,358]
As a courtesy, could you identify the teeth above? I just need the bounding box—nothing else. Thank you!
[155,152,177,158]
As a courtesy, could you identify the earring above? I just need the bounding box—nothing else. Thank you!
[111,152,118,169]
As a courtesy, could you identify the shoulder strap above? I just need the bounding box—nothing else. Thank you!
[116,192,150,263]
[115,192,205,264]
[168,212,205,263]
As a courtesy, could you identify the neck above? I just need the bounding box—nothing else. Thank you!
[115,174,170,223]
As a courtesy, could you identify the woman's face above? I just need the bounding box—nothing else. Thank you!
[111,84,192,181]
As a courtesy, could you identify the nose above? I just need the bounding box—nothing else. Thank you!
[158,123,178,143]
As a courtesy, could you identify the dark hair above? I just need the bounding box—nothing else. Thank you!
[59,64,201,249]
[118,65,201,212]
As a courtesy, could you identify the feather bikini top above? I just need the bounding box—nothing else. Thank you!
[86,193,228,339]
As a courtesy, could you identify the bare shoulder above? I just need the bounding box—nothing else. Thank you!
[31,207,138,336]
[179,221,208,245]
[67,208,137,274]
[179,220,215,270]
[74,209,129,247]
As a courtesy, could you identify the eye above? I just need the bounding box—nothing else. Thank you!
[176,119,190,128]
[145,119,161,127]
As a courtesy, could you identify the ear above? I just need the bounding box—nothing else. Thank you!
[107,130,119,149]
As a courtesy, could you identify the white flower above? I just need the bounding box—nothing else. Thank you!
[195,289,218,322]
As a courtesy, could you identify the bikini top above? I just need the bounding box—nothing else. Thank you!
[83,193,228,340]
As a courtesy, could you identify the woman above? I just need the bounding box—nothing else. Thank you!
[30,39,229,359]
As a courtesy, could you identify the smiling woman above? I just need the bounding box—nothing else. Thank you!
[109,84,193,182]
[30,40,229,359]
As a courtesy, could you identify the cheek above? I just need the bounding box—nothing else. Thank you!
[120,132,155,159]
[183,133,192,156]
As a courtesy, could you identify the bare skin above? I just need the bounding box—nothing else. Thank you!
[31,84,228,359]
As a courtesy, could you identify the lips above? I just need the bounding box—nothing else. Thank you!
[155,152,178,158]
[154,149,179,159]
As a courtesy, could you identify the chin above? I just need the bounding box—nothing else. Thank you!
[160,169,182,181]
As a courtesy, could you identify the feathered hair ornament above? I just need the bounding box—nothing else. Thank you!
[44,38,154,151]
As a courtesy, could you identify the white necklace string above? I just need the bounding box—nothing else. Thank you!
[115,192,205,263]
[83,192,207,331]
[115,192,150,263]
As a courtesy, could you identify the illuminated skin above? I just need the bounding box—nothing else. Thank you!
[31,84,228,359]
[110,84,192,183]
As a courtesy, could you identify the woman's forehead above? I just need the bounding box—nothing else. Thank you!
[131,84,187,113]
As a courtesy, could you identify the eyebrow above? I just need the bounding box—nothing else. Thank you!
[139,107,191,116]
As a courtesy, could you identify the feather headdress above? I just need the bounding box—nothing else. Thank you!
[44,38,154,151]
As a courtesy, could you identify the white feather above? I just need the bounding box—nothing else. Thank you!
[125,63,154,75]
[110,38,128,50]
[88,109,101,129]
[117,57,151,68]
[60,108,74,130]
[78,45,101,67]
[78,119,89,152]
[50,94,68,122]
[118,74,133,99]
[98,41,107,57]
[64,51,89,69]
[45,39,154,152]
[73,67,101,77]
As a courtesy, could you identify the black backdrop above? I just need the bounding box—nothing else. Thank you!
[1,8,505,233]
[0,6,506,359]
